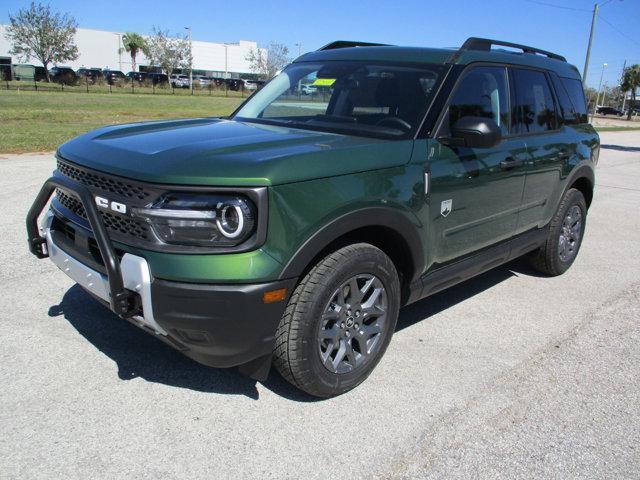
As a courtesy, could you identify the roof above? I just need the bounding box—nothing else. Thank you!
[295,44,582,80]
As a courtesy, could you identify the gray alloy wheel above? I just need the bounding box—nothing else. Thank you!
[273,243,400,397]
[529,188,587,276]
[318,274,388,374]
[558,205,582,263]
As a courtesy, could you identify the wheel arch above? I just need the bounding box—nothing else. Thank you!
[566,164,595,209]
[279,207,424,301]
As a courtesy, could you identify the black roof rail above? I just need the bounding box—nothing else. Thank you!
[448,37,567,63]
[318,40,392,51]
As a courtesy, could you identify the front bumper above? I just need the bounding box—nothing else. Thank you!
[27,175,295,369]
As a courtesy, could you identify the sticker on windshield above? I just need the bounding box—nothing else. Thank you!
[313,78,335,86]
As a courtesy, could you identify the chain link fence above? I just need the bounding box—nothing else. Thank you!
[2,78,253,98]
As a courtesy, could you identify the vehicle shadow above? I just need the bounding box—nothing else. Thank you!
[600,144,640,153]
[396,256,541,331]
[48,285,315,402]
[49,256,540,401]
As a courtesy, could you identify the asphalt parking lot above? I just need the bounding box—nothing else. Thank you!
[1,131,639,479]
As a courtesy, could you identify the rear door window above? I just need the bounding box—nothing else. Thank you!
[512,68,559,134]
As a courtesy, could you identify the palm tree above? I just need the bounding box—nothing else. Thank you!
[621,64,640,121]
[122,32,146,72]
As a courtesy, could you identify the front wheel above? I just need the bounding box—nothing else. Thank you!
[530,188,587,276]
[273,243,400,397]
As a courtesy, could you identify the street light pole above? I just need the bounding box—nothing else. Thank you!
[224,44,228,79]
[583,3,599,84]
[115,33,122,71]
[185,27,193,93]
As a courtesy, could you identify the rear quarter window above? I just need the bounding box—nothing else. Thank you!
[550,73,579,125]
[560,77,588,124]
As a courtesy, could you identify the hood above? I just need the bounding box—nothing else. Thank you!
[57,118,414,186]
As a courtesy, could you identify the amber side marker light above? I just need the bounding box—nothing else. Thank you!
[263,288,287,304]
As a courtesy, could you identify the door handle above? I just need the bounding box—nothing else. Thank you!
[500,157,524,170]
[559,150,571,161]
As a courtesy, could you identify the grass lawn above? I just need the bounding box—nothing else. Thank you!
[0,90,244,153]
[594,125,640,132]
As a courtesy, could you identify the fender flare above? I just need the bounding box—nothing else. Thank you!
[278,207,425,282]
[564,163,595,206]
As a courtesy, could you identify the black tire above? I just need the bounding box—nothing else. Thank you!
[273,243,400,397]
[530,188,587,276]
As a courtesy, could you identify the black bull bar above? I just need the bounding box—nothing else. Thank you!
[26,175,137,317]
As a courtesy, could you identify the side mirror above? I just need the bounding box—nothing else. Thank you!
[444,116,502,149]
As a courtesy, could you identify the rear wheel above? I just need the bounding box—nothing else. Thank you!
[273,243,400,397]
[530,188,587,276]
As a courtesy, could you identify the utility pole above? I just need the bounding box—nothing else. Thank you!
[185,27,193,93]
[294,43,303,95]
[583,3,599,84]
[591,62,607,121]
[620,60,627,111]
[224,44,229,79]
[115,33,122,71]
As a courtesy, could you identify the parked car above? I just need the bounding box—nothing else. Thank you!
[126,71,147,83]
[243,80,258,90]
[192,75,211,88]
[300,84,318,95]
[11,64,35,81]
[34,66,47,82]
[170,74,190,88]
[226,78,243,91]
[27,37,598,398]
[102,69,126,85]
[77,68,103,83]
[596,106,623,116]
[208,77,226,88]
[147,73,169,85]
[50,66,78,85]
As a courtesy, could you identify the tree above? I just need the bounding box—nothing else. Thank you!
[621,64,640,120]
[246,42,290,80]
[4,2,79,82]
[122,32,146,73]
[143,27,189,79]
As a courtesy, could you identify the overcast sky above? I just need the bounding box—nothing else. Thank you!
[2,0,639,87]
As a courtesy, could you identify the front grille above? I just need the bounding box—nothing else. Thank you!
[57,159,152,200]
[55,188,149,240]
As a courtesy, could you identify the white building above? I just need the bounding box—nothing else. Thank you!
[0,25,264,78]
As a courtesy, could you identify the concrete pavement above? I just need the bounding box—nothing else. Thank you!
[1,131,639,479]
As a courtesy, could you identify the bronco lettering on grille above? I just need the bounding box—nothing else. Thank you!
[94,195,127,214]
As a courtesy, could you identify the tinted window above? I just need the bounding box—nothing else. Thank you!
[550,73,578,125]
[560,77,588,124]
[445,66,510,136]
[512,69,559,134]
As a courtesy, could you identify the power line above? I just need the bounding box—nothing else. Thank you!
[523,0,591,12]
[598,13,640,48]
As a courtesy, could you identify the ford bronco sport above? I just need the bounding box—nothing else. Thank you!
[27,38,598,397]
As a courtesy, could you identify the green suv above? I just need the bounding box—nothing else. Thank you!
[27,38,598,397]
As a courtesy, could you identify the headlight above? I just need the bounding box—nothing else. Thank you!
[133,193,256,247]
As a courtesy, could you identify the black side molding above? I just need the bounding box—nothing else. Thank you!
[414,227,548,303]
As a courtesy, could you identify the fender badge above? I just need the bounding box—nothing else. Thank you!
[441,199,452,217]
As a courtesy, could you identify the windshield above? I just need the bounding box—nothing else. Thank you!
[233,61,445,139]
